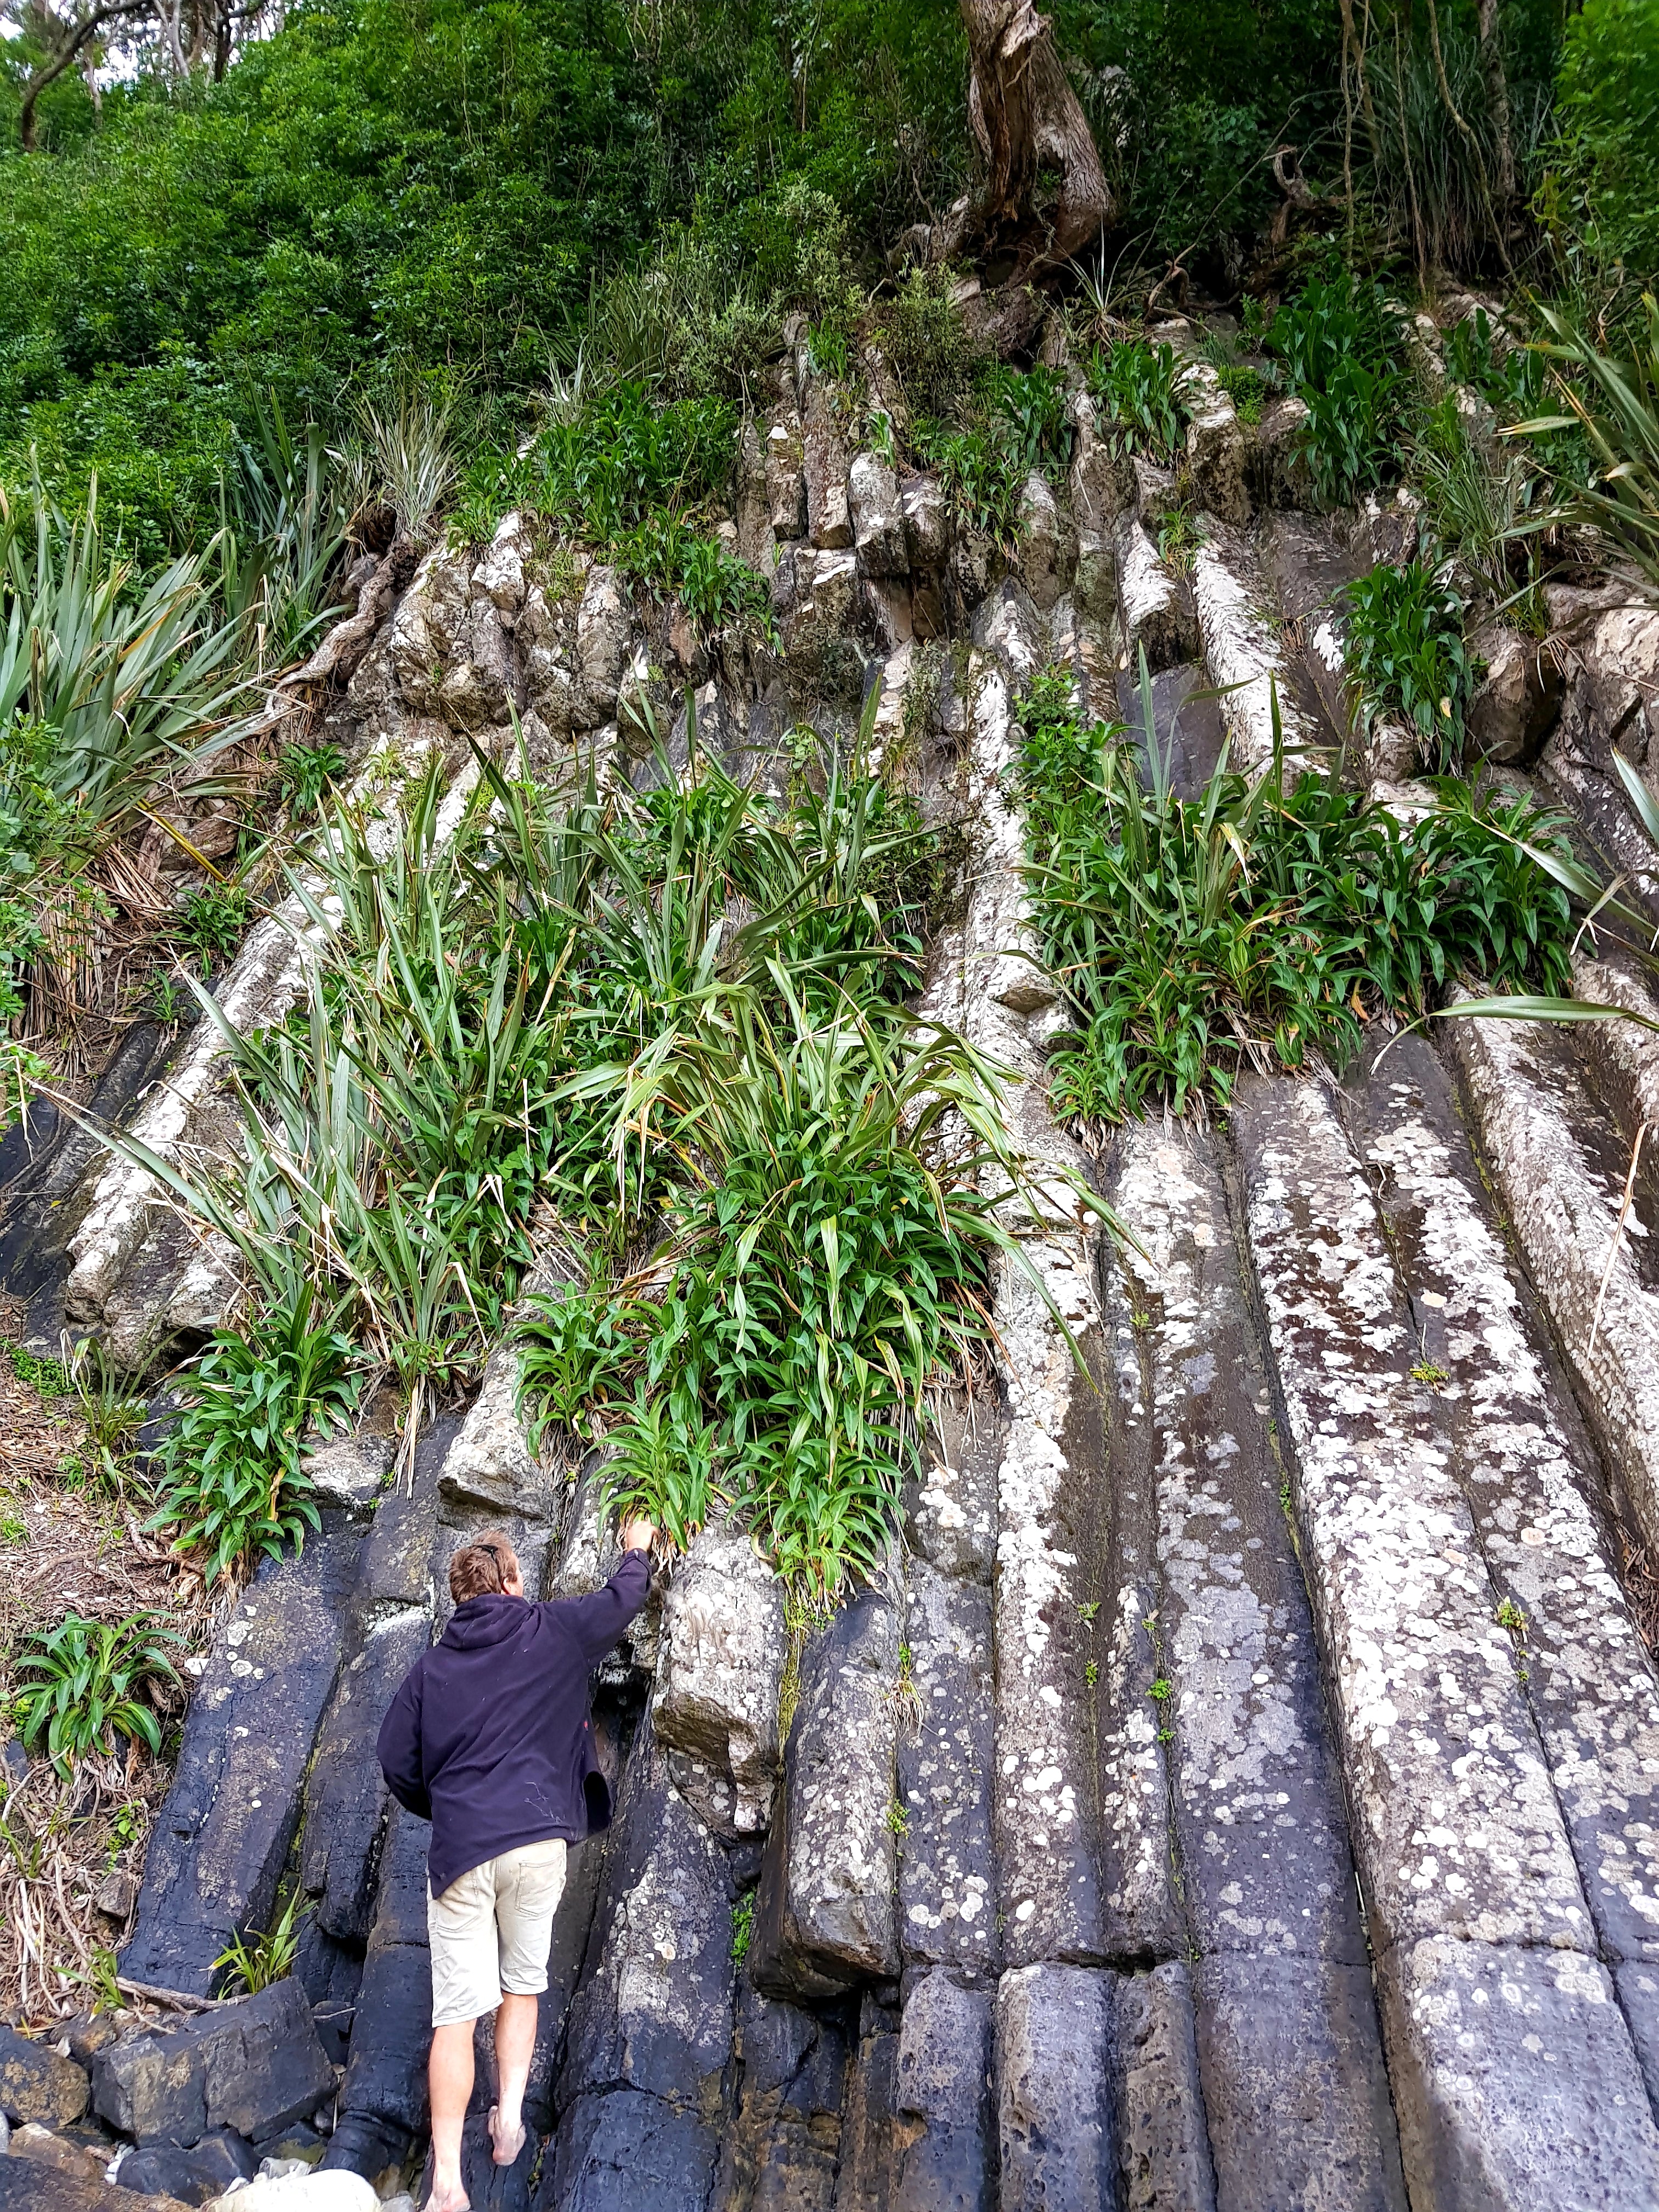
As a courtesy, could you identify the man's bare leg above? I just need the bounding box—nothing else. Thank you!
[428,2019,476,2211]
[488,1993,539,2164]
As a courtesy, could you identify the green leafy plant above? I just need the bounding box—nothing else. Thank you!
[150,1284,359,1583]
[67,1338,146,1494]
[219,392,350,665]
[177,884,250,973]
[1017,659,1574,1128]
[277,742,347,819]
[806,320,854,382]
[213,1890,309,1996]
[1087,340,1186,461]
[1261,272,1405,504]
[79,1947,123,2013]
[1343,560,1474,770]
[595,1389,724,1555]
[516,1283,651,1452]
[730,1893,755,1964]
[1412,399,1538,612]
[981,364,1073,477]
[919,426,1023,544]
[14,1611,181,1776]
[348,383,458,542]
[6,1339,70,1395]
[1214,364,1268,425]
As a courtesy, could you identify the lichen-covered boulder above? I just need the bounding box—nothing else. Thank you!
[848,452,906,579]
[650,1517,787,1837]
[0,2029,88,2128]
[550,1734,733,2212]
[573,566,629,728]
[1466,620,1563,765]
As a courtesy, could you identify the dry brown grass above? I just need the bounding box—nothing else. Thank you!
[0,1313,213,2027]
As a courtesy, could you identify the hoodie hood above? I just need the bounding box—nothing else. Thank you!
[439,1592,532,1649]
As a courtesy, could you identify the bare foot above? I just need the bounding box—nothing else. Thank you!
[488,2104,526,2168]
[426,2176,470,2212]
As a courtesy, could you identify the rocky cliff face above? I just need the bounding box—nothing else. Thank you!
[9,324,1659,2212]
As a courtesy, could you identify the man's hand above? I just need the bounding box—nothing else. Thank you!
[622,1515,658,1554]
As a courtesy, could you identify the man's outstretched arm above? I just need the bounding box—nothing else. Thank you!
[377,1665,433,1820]
[557,1517,658,1663]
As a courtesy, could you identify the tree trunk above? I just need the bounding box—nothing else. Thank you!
[1477,0,1515,208]
[959,0,1111,279]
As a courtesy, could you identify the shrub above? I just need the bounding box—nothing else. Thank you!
[881,266,977,419]
[1087,340,1186,462]
[1015,665,1573,1126]
[14,1611,181,1776]
[1343,560,1475,770]
[1256,272,1406,503]
[150,1286,359,1582]
[1555,0,1659,284]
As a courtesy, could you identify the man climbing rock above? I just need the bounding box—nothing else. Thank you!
[377,1521,656,2212]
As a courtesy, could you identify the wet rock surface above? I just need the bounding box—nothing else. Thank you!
[124,1525,362,1996]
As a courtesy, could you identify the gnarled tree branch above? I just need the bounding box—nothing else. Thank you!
[19,0,149,149]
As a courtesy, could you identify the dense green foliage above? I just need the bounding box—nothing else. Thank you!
[0,0,967,552]
[128,708,1017,1593]
[1088,340,1187,461]
[1554,0,1659,284]
[1015,665,1573,1125]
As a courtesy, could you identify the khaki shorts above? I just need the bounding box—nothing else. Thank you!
[427,1838,567,2028]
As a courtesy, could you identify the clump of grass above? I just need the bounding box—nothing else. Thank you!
[213,1891,308,1996]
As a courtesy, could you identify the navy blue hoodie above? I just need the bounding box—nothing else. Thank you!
[376,1551,651,1898]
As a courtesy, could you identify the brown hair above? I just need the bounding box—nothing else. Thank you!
[449,1531,522,1603]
